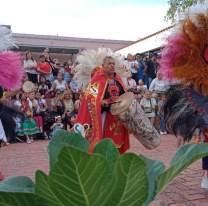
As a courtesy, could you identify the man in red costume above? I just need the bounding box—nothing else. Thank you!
[73,56,130,154]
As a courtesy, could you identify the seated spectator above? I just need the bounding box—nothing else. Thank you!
[51,89,66,119]
[28,92,47,139]
[140,90,157,125]
[135,54,144,83]
[158,93,167,135]
[14,93,40,143]
[34,83,39,93]
[70,80,83,99]
[67,114,76,132]
[63,68,72,85]
[126,53,139,84]
[36,55,52,82]
[23,51,38,83]
[35,91,48,113]
[137,79,147,102]
[50,116,64,138]
[74,94,83,117]
[149,71,169,101]
[38,75,50,97]
[50,73,69,95]
[146,53,159,88]
[63,90,74,120]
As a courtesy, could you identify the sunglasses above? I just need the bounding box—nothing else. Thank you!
[56,93,61,95]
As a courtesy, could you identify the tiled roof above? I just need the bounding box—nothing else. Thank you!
[12,33,133,44]
[114,25,174,52]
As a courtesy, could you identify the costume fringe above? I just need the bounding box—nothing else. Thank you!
[0,103,24,138]
[162,84,204,143]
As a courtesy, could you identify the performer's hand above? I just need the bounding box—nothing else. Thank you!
[101,100,108,107]
[16,87,23,94]
[36,109,40,114]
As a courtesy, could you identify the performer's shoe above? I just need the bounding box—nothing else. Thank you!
[26,139,32,144]
[201,170,208,189]
[1,141,9,146]
[164,131,167,135]
[160,131,164,135]
[0,173,3,180]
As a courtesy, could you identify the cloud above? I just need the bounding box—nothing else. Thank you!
[0,0,170,40]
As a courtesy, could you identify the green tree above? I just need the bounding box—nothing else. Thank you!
[165,0,204,23]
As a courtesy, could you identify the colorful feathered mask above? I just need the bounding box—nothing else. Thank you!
[160,3,208,96]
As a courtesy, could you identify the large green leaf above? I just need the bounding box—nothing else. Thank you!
[35,146,110,206]
[0,176,36,206]
[139,155,165,206]
[0,193,36,206]
[94,153,149,206]
[47,130,89,168]
[93,138,120,185]
[156,143,208,195]
[0,176,34,193]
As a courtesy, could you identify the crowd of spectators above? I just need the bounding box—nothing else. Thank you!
[1,50,169,146]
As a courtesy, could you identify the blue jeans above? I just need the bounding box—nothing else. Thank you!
[147,77,153,89]
[143,73,147,86]
[158,114,166,131]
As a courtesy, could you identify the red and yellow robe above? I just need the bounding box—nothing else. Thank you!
[73,69,130,154]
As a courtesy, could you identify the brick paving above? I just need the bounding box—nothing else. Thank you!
[0,134,208,205]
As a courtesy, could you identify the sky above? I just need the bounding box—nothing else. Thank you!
[0,0,170,41]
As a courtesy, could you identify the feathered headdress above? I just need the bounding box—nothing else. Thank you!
[160,3,208,95]
[73,47,130,91]
[0,25,24,90]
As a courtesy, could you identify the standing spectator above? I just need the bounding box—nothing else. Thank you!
[135,54,145,83]
[142,56,148,86]
[57,63,64,75]
[36,55,52,82]
[146,53,159,88]
[63,62,71,74]
[149,71,169,101]
[23,51,38,83]
[126,53,139,84]
[14,93,39,143]
[140,90,157,125]
[45,52,56,83]
[52,59,60,80]
[158,93,167,135]
[50,73,69,95]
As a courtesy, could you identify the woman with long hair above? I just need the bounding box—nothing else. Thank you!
[23,51,38,83]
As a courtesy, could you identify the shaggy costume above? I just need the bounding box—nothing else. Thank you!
[160,3,208,188]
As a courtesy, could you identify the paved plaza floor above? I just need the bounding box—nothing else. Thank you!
[0,134,208,206]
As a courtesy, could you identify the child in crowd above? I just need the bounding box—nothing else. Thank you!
[157,93,167,135]
[137,79,147,102]
[50,116,64,138]
[67,114,76,132]
[34,83,39,93]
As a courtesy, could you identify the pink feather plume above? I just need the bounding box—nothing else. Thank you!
[0,51,24,90]
[159,34,187,82]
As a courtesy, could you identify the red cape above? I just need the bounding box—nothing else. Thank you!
[73,69,130,154]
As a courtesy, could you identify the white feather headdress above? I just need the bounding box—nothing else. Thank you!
[0,25,18,52]
[73,47,130,91]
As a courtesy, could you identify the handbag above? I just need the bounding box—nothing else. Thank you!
[127,79,139,94]
[143,99,152,113]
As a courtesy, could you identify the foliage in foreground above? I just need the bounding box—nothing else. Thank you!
[165,0,204,23]
[0,130,208,206]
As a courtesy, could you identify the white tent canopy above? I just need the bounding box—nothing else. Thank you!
[115,26,173,57]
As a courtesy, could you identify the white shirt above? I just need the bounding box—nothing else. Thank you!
[55,80,66,92]
[23,60,38,74]
[14,100,32,110]
[149,78,169,92]
[127,61,138,74]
